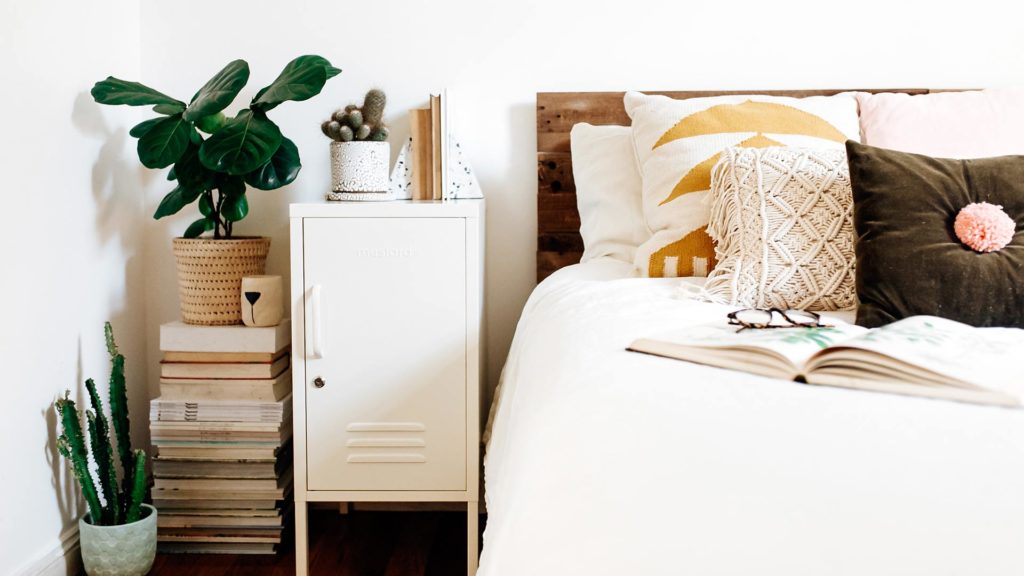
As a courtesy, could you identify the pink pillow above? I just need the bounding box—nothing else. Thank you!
[856,88,1024,158]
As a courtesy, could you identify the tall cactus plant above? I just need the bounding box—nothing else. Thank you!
[55,323,149,526]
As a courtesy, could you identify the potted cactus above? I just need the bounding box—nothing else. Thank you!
[321,89,391,196]
[91,55,340,325]
[55,323,154,576]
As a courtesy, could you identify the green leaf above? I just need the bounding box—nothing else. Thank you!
[198,193,214,216]
[221,190,249,222]
[183,60,250,122]
[250,55,339,112]
[245,137,301,190]
[183,217,215,238]
[199,110,282,175]
[217,174,246,197]
[129,117,162,138]
[91,77,185,108]
[173,142,215,192]
[153,103,186,115]
[153,185,202,219]
[195,112,226,134]
[137,114,192,169]
[167,166,176,181]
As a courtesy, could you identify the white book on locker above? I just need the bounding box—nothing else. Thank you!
[160,320,291,353]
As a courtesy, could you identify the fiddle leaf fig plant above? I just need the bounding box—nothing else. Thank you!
[92,55,340,238]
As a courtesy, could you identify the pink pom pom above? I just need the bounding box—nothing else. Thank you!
[953,202,1016,253]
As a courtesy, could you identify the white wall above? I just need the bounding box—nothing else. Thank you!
[0,1,144,575]
[136,0,1024,407]
[5,1,1024,571]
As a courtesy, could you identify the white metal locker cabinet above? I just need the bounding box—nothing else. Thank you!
[302,217,467,491]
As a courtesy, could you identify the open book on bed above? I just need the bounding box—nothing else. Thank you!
[628,315,1024,407]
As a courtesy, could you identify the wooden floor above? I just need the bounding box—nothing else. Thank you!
[149,509,482,576]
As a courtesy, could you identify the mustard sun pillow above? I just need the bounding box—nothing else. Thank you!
[624,91,860,278]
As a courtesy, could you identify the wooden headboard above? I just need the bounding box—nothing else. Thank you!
[535,89,940,282]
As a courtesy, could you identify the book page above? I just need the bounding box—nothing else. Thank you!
[812,316,1024,395]
[631,322,867,377]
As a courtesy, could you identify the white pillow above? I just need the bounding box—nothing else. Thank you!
[570,123,649,264]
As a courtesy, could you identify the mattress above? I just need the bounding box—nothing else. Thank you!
[480,258,1024,576]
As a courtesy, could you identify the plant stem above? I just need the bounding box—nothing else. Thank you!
[214,190,226,239]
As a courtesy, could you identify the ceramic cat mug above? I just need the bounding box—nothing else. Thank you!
[241,275,283,327]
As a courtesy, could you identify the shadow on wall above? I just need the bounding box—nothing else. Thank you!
[58,93,152,495]
[474,101,536,411]
[45,338,86,527]
[71,91,151,250]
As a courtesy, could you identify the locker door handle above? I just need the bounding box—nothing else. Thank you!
[309,284,324,359]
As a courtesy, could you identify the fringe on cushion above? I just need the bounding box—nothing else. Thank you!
[699,149,744,306]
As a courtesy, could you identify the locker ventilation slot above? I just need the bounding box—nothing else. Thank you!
[346,422,426,432]
[346,422,427,463]
[347,454,427,464]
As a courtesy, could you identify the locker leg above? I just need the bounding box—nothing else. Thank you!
[467,500,479,575]
[295,500,309,576]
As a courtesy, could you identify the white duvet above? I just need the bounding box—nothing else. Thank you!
[480,259,1024,576]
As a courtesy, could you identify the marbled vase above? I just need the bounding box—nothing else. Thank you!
[330,141,390,193]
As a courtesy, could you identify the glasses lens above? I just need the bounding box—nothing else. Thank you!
[733,309,773,325]
[784,310,819,325]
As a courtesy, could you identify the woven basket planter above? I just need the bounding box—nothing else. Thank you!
[172,237,271,326]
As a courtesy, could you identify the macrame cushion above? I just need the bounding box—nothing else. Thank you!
[624,91,860,278]
[702,147,856,311]
[846,141,1024,328]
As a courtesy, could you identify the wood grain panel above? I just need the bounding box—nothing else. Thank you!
[537,152,574,195]
[535,88,941,282]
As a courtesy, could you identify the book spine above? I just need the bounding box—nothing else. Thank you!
[441,88,449,200]
[430,94,442,201]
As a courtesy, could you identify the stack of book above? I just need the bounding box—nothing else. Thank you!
[152,320,293,555]
[409,89,454,200]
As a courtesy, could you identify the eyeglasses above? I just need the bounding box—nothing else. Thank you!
[727,308,833,332]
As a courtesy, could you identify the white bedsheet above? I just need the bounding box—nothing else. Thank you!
[480,259,1024,576]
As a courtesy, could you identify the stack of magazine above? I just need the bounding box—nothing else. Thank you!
[152,321,293,554]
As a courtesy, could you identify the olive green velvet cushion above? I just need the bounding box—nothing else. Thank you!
[845,140,1024,328]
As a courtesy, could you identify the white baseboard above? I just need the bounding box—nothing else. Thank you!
[14,527,81,576]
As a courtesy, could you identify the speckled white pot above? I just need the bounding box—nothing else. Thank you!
[330,141,390,193]
[79,504,157,576]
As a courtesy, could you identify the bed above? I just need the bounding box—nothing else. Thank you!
[478,91,1024,575]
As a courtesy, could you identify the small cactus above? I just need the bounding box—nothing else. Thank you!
[54,323,149,527]
[362,89,386,126]
[321,89,388,143]
[346,110,363,130]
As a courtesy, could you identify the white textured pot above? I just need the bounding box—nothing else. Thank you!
[330,141,390,192]
[79,504,157,576]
